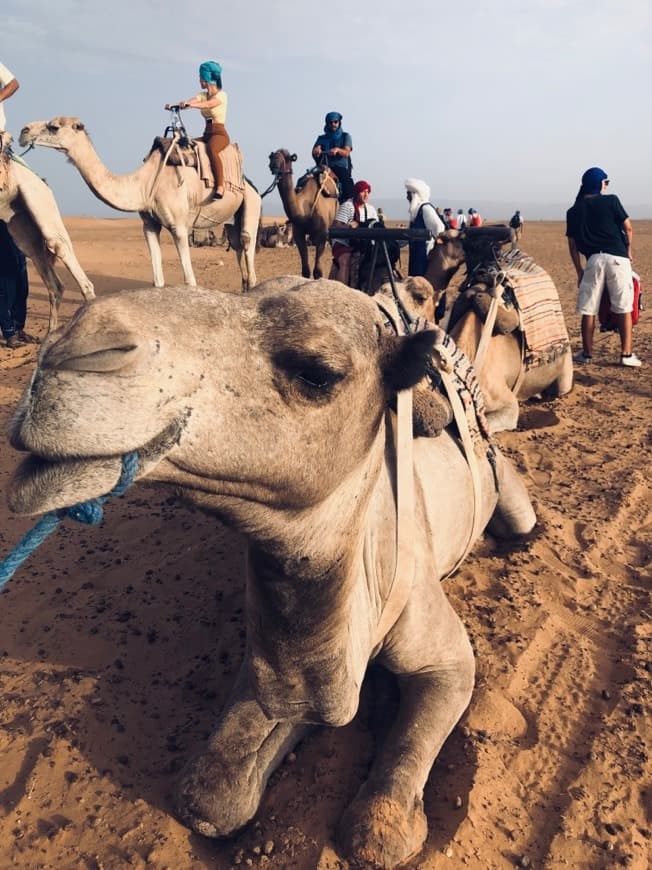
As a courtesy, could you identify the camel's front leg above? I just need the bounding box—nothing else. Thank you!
[313,238,327,279]
[140,214,166,288]
[294,233,311,279]
[176,664,308,837]
[46,237,95,303]
[338,594,475,869]
[168,224,197,286]
[29,253,64,332]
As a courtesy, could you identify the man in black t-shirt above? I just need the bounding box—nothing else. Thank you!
[566,166,641,367]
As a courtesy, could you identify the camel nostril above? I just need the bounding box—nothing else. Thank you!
[42,344,141,373]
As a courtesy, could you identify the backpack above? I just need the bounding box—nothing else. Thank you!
[509,213,521,229]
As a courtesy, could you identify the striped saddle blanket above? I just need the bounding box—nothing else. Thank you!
[470,249,570,368]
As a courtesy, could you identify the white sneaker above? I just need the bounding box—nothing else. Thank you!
[620,353,642,367]
[573,352,592,365]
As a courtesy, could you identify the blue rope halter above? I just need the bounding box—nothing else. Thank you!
[0,451,139,589]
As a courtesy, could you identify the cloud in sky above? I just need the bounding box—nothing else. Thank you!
[3,0,651,218]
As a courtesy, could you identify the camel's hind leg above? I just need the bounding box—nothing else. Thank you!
[487,449,536,539]
[237,182,261,290]
[542,348,574,398]
[175,664,307,837]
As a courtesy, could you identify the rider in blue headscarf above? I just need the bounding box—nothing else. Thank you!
[312,111,353,202]
[166,60,229,199]
[198,61,222,85]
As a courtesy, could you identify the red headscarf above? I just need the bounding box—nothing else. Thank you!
[353,180,371,221]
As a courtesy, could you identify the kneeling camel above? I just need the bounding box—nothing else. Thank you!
[8,278,535,868]
[425,228,574,432]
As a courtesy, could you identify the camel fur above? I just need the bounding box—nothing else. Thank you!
[268,150,338,278]
[425,228,573,432]
[0,132,94,331]
[19,117,261,291]
[7,278,536,868]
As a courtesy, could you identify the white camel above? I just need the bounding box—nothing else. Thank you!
[19,117,261,290]
[8,277,536,868]
[0,132,94,331]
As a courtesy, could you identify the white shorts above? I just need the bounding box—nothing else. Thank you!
[577,253,633,316]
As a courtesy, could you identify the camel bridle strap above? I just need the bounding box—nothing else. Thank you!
[0,452,140,588]
[434,343,484,578]
[473,279,505,374]
[146,134,187,209]
[372,388,415,646]
[309,169,338,216]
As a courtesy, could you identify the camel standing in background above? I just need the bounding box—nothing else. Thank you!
[268,149,337,278]
[20,117,261,291]
[0,132,94,331]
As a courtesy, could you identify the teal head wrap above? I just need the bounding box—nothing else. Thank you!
[199,61,223,84]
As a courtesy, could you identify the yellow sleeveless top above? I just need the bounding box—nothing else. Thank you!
[197,90,228,124]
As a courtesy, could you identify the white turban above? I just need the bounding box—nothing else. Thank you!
[404,178,431,221]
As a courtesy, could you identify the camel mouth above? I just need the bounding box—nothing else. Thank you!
[18,128,34,148]
[8,417,188,516]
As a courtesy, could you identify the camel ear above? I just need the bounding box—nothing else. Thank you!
[382,330,437,393]
[290,153,298,162]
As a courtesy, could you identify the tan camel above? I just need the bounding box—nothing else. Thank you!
[425,228,573,432]
[268,149,338,278]
[258,220,293,248]
[8,277,536,869]
[19,117,261,290]
[0,132,94,331]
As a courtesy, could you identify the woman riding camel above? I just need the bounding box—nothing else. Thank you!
[166,61,229,200]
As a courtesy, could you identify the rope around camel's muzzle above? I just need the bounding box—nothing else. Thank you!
[0,451,139,589]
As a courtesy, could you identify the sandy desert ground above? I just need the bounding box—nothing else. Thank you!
[0,218,649,869]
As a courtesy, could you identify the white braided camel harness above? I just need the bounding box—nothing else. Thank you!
[372,299,496,645]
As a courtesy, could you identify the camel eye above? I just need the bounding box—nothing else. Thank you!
[274,351,344,401]
[296,365,333,389]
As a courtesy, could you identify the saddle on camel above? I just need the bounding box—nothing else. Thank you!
[449,226,571,368]
[149,120,245,200]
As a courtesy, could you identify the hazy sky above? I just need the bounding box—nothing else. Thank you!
[3,0,651,219]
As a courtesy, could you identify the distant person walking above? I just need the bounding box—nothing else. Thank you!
[167,60,229,199]
[509,210,524,240]
[566,166,641,367]
[456,209,467,230]
[312,112,353,202]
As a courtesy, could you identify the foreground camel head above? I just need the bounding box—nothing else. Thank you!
[19,117,86,153]
[10,280,432,516]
